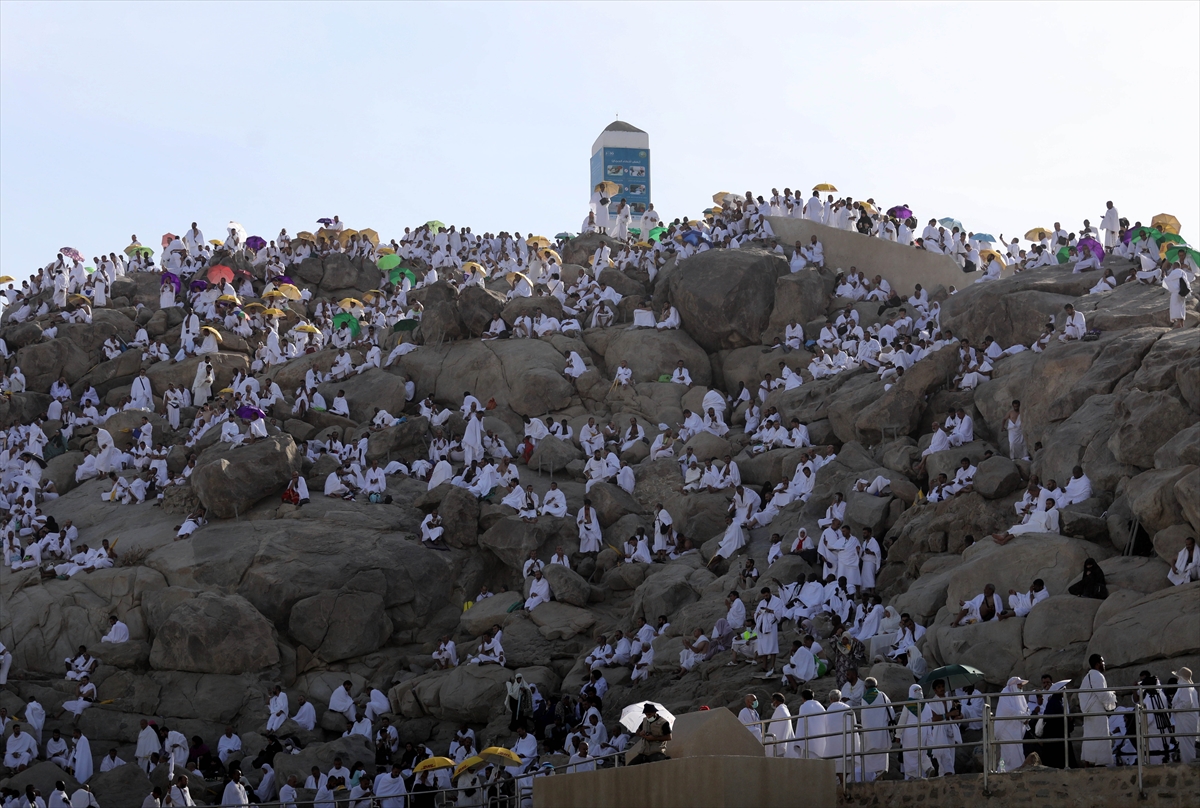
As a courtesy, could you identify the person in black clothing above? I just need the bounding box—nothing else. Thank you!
[1067,557,1108,599]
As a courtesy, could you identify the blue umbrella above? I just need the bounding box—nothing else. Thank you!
[938,217,964,230]
[681,231,703,246]
[972,233,996,243]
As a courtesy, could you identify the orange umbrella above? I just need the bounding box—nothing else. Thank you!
[207,265,234,285]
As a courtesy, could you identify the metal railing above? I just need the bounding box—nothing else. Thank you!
[741,685,1198,798]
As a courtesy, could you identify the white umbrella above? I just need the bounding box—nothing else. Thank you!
[227,220,248,242]
[619,701,676,734]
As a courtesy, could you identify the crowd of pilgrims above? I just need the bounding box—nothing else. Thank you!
[1,189,1197,806]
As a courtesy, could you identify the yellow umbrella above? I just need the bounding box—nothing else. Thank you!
[294,231,316,242]
[263,290,285,299]
[634,241,653,249]
[858,201,878,215]
[0,276,14,283]
[453,756,486,780]
[359,228,380,246]
[594,181,620,197]
[586,256,615,269]
[317,228,340,242]
[505,271,531,287]
[1151,213,1181,235]
[208,239,224,246]
[686,219,703,227]
[363,289,386,299]
[263,308,286,317]
[243,302,266,311]
[1024,227,1053,242]
[200,326,223,341]
[217,294,240,303]
[526,235,550,249]
[812,183,838,192]
[413,757,456,773]
[477,747,523,767]
[277,284,303,301]
[711,191,731,205]
[540,249,561,264]
[338,297,363,310]
[462,262,485,276]
[980,249,1007,266]
[710,204,723,214]
[218,387,234,394]
[68,294,91,304]
[377,246,396,255]
[296,324,321,334]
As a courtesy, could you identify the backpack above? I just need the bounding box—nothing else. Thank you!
[1180,276,1190,297]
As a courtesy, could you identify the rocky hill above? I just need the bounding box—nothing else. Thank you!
[0,224,1196,803]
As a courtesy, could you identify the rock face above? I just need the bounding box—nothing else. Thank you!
[190,434,303,518]
[666,248,787,351]
[2,220,1197,794]
[150,592,280,674]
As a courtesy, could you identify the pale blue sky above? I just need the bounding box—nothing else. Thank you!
[2,1,1197,279]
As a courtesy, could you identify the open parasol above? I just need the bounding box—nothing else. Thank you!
[332,312,362,336]
[207,265,234,285]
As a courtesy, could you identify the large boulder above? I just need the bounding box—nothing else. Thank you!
[460,592,522,636]
[973,455,1024,499]
[924,615,1025,686]
[944,536,1112,610]
[438,485,481,549]
[528,601,596,640]
[542,563,592,608]
[190,434,302,518]
[852,346,959,444]
[602,328,712,386]
[288,590,393,662]
[528,436,582,474]
[1087,583,1200,669]
[16,337,93,391]
[89,762,155,808]
[272,736,374,787]
[666,248,786,351]
[1021,595,1102,653]
[365,416,430,465]
[149,592,279,674]
[1107,390,1194,470]
[398,339,572,417]
[1124,465,1196,533]
[586,482,644,528]
[458,285,507,335]
[762,270,837,345]
[316,368,408,423]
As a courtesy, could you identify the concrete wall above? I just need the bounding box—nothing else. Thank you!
[767,216,1001,295]
[533,755,836,808]
[846,763,1198,808]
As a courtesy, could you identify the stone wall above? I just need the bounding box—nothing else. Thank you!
[845,763,1198,808]
[533,755,836,808]
[768,216,987,292]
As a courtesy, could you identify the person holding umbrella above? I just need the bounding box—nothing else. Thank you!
[626,703,672,766]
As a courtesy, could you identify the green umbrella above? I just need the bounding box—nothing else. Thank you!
[628,227,641,237]
[393,319,419,332]
[389,266,417,285]
[555,232,574,240]
[918,664,986,691]
[332,312,361,337]
[1056,246,1071,264]
[1165,245,1200,264]
[85,266,96,274]
[1129,226,1162,242]
[1155,232,1185,246]
[648,226,667,242]
[425,220,445,233]
[377,254,401,271]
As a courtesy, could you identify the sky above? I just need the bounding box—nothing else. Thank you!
[2,1,1197,280]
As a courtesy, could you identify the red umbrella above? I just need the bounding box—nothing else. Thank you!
[161,233,178,248]
[60,247,84,262]
[207,265,234,285]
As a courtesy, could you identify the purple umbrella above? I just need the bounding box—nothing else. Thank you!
[246,235,267,251]
[236,405,266,420]
[1077,237,1105,263]
[189,279,208,290]
[317,217,333,225]
[887,206,912,220]
[276,275,293,285]
[161,271,181,293]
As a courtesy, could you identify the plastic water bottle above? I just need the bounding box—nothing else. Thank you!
[998,758,1006,773]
